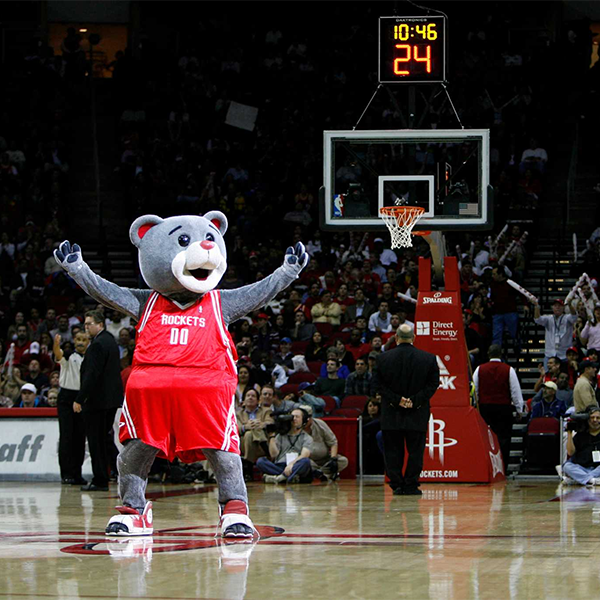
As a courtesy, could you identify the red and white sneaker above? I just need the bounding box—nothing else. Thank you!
[216,500,259,540]
[105,501,153,536]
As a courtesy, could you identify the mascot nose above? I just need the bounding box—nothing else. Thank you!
[200,240,215,250]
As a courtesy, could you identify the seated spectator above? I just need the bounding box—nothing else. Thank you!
[37,308,58,339]
[301,404,348,480]
[533,356,563,393]
[6,311,28,342]
[46,388,59,407]
[562,406,600,485]
[368,301,392,334]
[355,316,371,342]
[236,387,273,474]
[116,327,132,359]
[258,383,296,415]
[305,330,328,362]
[21,341,54,373]
[271,337,293,370]
[314,358,346,400]
[345,357,373,397]
[333,338,355,371]
[362,335,384,361]
[530,372,573,409]
[367,351,379,374]
[272,313,290,341]
[574,360,599,413]
[257,408,313,484]
[50,314,74,344]
[25,358,49,393]
[347,328,371,361]
[311,290,342,326]
[290,309,316,342]
[41,369,60,398]
[12,325,32,364]
[556,372,574,407]
[319,348,350,379]
[296,383,326,416]
[17,382,46,407]
[235,364,260,407]
[362,397,383,474]
[252,312,278,354]
[344,288,375,324]
[529,381,567,420]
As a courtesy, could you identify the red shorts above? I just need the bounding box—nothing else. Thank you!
[119,365,239,463]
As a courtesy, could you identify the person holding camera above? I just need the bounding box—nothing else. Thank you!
[256,408,313,484]
[563,406,600,485]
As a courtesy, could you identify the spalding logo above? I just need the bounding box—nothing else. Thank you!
[423,293,453,305]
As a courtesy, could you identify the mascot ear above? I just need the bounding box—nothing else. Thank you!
[130,215,164,248]
[203,211,228,236]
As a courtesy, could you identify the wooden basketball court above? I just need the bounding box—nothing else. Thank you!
[0,479,596,599]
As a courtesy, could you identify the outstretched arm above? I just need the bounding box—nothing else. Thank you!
[54,241,152,321]
[220,242,308,325]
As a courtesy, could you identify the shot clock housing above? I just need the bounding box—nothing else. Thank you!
[378,15,446,83]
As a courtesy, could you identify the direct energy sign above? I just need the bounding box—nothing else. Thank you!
[417,320,458,340]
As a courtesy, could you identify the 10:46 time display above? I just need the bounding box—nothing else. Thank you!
[378,15,446,84]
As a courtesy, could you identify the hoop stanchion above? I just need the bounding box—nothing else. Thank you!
[379,206,425,248]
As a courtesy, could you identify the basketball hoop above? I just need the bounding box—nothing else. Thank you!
[380,206,426,249]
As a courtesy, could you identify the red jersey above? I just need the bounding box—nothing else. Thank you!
[134,290,238,372]
[121,290,240,461]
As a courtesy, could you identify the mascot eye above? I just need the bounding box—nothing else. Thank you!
[206,233,215,242]
[178,234,191,247]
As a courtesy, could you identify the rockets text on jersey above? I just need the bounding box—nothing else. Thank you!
[133,290,238,372]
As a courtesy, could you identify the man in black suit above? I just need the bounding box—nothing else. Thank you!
[75,310,124,491]
[373,324,439,496]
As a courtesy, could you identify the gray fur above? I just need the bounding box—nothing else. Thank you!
[203,449,248,505]
[117,439,159,512]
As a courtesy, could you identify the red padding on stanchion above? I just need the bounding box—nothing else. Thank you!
[0,408,58,418]
[322,417,358,480]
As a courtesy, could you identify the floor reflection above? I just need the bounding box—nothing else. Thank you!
[2,480,600,599]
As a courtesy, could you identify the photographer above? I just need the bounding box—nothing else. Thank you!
[256,408,313,484]
[563,406,600,485]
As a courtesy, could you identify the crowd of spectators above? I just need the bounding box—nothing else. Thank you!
[1,5,599,482]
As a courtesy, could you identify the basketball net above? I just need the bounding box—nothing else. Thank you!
[379,206,426,249]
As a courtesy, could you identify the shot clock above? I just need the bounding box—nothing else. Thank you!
[379,15,446,83]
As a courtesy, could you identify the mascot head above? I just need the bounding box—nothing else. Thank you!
[130,211,228,297]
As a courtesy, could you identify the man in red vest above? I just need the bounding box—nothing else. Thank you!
[473,344,525,471]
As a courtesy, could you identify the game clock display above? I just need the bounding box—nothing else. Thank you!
[379,16,446,83]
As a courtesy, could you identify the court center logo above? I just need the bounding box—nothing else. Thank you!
[417,321,430,336]
[427,415,458,465]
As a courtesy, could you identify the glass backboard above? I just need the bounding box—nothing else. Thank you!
[321,129,492,232]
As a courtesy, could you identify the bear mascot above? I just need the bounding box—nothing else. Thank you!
[54,210,308,538]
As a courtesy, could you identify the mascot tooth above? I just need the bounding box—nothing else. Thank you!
[54,210,308,539]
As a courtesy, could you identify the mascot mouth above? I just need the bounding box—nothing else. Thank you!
[189,267,210,281]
